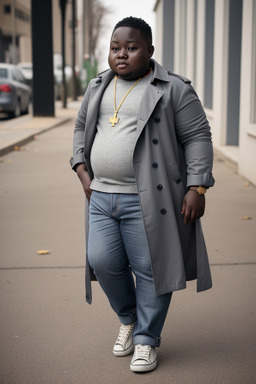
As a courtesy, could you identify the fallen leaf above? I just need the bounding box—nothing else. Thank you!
[244,182,250,187]
[37,250,50,255]
[240,216,252,220]
[14,145,26,151]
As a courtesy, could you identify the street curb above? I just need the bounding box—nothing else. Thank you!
[0,116,71,157]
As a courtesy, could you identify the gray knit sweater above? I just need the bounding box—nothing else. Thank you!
[90,72,153,194]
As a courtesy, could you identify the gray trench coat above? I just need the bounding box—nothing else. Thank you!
[71,59,215,304]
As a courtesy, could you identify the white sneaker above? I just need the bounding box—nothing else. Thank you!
[113,323,135,357]
[130,344,157,372]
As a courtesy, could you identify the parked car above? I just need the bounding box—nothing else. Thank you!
[17,62,33,87]
[0,63,31,117]
[53,53,81,99]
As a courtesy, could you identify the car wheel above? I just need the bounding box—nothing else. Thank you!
[23,102,29,115]
[12,99,21,118]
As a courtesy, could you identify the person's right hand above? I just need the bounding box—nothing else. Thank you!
[76,164,92,201]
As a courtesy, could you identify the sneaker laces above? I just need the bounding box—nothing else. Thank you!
[133,344,151,362]
[115,323,135,346]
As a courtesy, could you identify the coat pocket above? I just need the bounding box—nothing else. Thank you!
[168,162,183,185]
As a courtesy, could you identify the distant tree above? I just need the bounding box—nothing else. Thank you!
[86,0,110,66]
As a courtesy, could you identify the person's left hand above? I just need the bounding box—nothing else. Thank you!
[181,190,205,223]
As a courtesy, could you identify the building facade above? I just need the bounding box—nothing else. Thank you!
[0,0,31,63]
[1,0,95,91]
[0,0,80,68]
[154,0,256,185]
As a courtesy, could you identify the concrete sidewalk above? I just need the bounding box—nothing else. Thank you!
[0,99,81,157]
[0,110,256,383]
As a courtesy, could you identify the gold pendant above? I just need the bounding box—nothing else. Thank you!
[109,111,119,127]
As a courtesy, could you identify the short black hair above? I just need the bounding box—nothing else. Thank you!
[112,17,153,46]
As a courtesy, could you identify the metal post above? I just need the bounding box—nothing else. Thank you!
[12,0,16,63]
[59,0,67,108]
[72,0,77,101]
[31,0,55,116]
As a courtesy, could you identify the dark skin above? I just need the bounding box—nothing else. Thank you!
[77,26,205,224]
[108,26,154,80]
[76,163,92,201]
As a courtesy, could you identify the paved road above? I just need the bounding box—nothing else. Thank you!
[0,118,255,384]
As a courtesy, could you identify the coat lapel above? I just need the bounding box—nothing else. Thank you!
[84,71,114,156]
[136,83,164,138]
[136,59,171,137]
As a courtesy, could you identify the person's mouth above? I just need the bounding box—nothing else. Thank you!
[116,62,128,69]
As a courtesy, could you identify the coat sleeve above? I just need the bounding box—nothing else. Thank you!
[172,80,215,188]
[70,82,92,171]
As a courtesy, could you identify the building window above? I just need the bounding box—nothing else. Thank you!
[162,0,175,71]
[226,0,242,145]
[204,0,215,109]
[251,0,256,123]
[179,0,187,76]
[15,8,30,23]
[193,0,198,87]
[4,5,11,14]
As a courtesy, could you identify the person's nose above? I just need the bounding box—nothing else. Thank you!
[117,48,128,59]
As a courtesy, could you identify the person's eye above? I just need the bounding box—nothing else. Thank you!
[128,47,137,51]
[111,47,119,52]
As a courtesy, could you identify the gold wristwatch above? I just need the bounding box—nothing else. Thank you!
[189,186,207,195]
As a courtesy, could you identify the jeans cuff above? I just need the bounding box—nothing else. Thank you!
[119,309,137,325]
[133,335,161,347]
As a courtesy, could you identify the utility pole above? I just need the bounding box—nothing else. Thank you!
[59,0,67,108]
[12,0,16,63]
[31,0,55,116]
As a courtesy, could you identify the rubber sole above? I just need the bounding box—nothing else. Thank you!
[113,343,134,357]
[130,359,157,372]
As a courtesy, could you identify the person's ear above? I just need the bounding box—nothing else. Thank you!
[149,45,154,58]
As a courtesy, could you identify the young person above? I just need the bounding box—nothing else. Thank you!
[71,17,215,373]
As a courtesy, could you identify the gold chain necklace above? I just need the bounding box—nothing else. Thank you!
[109,76,142,127]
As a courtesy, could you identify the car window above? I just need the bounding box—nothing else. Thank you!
[12,68,24,83]
[12,69,19,81]
[0,68,8,78]
[16,68,26,83]
[22,66,32,71]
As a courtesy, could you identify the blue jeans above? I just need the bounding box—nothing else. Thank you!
[88,191,172,347]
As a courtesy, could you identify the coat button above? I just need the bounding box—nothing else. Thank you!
[152,138,159,144]
[157,184,163,190]
[176,178,181,184]
[160,208,167,215]
[152,162,158,168]
[154,117,161,123]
